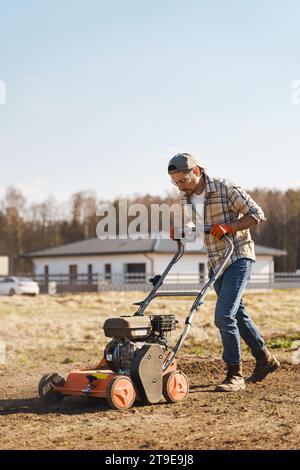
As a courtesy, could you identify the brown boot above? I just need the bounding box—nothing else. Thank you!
[246,347,280,383]
[215,363,245,392]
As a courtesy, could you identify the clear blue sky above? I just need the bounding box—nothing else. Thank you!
[0,0,299,204]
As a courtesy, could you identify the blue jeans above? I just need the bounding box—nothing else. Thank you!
[211,258,266,365]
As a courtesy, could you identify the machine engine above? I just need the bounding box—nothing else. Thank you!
[103,314,177,374]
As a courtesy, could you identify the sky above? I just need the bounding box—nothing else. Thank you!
[0,0,300,204]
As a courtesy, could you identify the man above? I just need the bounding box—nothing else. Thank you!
[168,152,280,392]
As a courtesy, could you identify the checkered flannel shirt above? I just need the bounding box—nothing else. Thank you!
[180,170,266,273]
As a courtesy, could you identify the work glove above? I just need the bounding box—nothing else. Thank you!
[210,223,234,240]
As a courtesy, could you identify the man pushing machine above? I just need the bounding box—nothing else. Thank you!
[168,152,280,392]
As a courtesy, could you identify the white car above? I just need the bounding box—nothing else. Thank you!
[0,276,40,296]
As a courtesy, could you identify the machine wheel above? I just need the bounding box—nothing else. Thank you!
[163,371,189,403]
[9,289,16,296]
[106,376,136,410]
[38,373,65,404]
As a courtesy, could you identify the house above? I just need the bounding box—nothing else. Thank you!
[23,234,287,291]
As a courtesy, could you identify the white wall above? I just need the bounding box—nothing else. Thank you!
[33,252,274,283]
[33,253,153,279]
[149,252,207,283]
[151,254,273,283]
[251,256,274,282]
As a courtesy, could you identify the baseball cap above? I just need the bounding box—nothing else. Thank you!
[167,153,198,174]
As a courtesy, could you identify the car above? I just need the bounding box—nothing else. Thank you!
[0,276,40,296]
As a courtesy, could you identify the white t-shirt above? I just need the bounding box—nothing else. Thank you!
[190,191,205,221]
[184,190,205,248]
[184,191,205,250]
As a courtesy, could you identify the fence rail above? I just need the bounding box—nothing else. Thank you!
[14,271,300,292]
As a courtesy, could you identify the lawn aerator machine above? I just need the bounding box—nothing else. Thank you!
[38,232,233,410]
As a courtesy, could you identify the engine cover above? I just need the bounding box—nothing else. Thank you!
[103,316,151,340]
[131,343,164,404]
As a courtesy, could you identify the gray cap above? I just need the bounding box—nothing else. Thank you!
[168,153,198,174]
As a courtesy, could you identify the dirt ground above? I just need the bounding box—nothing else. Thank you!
[0,290,299,450]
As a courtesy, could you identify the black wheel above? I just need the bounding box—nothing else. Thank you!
[38,373,65,404]
[9,289,16,296]
[163,371,189,403]
[106,376,136,410]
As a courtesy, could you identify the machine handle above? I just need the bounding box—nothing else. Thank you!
[134,228,233,316]
[162,233,234,371]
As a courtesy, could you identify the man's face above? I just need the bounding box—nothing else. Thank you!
[170,168,200,195]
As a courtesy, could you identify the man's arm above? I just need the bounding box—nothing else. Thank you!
[210,183,266,240]
[226,182,267,226]
[210,215,258,239]
[230,214,258,232]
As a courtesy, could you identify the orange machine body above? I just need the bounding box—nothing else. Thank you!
[53,356,178,401]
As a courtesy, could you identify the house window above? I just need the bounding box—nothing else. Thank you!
[69,265,78,284]
[199,263,205,282]
[125,263,146,283]
[88,264,93,284]
[105,264,111,281]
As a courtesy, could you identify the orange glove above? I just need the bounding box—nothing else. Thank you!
[210,223,234,240]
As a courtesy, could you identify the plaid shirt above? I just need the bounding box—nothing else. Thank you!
[180,170,266,273]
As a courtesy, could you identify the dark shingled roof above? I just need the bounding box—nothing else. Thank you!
[23,234,287,258]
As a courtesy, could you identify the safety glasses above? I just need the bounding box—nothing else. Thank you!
[170,169,195,186]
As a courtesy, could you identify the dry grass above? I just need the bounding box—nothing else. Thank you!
[0,289,299,373]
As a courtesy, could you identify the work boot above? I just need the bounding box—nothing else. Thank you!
[215,363,245,392]
[246,347,280,383]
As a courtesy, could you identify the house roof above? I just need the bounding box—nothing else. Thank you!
[23,233,287,258]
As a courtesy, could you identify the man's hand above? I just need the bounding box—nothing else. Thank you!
[210,215,258,240]
[210,223,234,240]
